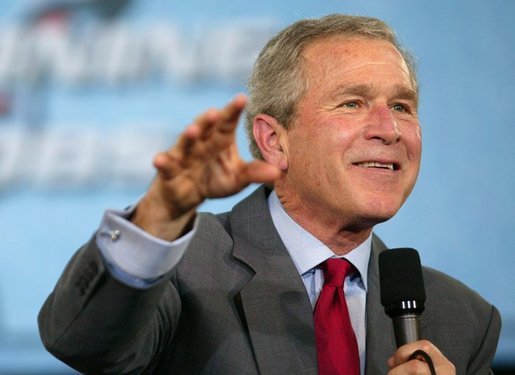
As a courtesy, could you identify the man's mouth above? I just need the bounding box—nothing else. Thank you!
[354,161,398,171]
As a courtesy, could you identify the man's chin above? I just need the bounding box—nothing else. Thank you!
[356,207,401,229]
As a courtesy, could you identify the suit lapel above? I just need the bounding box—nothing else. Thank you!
[365,236,396,375]
[229,187,318,374]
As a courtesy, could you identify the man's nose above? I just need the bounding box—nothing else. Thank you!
[363,105,401,145]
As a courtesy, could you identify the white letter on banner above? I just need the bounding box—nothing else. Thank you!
[34,127,97,187]
[108,126,167,187]
[146,24,198,83]
[0,127,24,187]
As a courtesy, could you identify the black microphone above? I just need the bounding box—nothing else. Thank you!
[379,248,426,347]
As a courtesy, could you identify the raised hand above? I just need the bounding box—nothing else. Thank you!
[132,94,282,240]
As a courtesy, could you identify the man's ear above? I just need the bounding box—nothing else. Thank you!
[253,114,288,171]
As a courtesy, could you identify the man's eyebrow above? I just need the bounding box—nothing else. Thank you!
[332,83,419,105]
[391,85,419,104]
[333,84,374,97]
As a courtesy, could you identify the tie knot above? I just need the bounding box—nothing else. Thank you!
[322,258,354,287]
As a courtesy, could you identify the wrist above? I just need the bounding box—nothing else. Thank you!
[131,193,197,241]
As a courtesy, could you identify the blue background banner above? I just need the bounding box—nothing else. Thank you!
[0,0,513,372]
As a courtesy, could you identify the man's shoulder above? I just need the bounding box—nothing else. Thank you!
[422,266,486,301]
[422,265,497,325]
[419,265,501,373]
[195,185,272,240]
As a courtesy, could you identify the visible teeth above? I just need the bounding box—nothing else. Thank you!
[357,162,394,170]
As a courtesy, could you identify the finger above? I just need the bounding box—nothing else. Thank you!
[219,93,247,128]
[195,108,219,141]
[153,152,177,179]
[153,149,192,180]
[184,94,246,149]
[388,340,454,374]
[238,160,282,185]
[389,340,434,367]
[387,358,432,375]
[175,123,202,156]
[210,94,247,136]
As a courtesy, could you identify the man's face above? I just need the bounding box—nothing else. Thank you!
[280,37,421,230]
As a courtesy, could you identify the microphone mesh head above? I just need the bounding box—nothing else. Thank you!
[379,248,426,309]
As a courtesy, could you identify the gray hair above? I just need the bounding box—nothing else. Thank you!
[245,14,418,159]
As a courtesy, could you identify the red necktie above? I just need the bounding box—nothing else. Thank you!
[314,258,360,375]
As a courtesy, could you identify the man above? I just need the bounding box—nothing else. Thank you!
[38,14,500,374]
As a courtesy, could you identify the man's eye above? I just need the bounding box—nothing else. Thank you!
[342,101,359,109]
[392,103,408,112]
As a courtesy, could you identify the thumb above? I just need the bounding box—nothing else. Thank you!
[240,160,282,185]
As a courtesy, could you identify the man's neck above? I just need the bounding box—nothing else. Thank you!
[275,190,374,256]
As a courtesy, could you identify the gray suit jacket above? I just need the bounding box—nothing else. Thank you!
[39,186,501,374]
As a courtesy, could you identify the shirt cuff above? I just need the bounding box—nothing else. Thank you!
[96,205,196,282]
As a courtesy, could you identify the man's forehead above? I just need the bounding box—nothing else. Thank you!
[301,36,416,92]
[303,36,402,63]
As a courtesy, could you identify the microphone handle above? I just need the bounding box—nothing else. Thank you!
[392,313,421,347]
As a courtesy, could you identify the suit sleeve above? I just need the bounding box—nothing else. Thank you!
[467,304,502,374]
[38,237,181,374]
[96,206,194,284]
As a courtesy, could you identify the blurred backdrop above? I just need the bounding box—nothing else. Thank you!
[0,0,514,373]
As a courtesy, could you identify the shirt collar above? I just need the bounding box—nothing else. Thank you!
[268,191,371,291]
